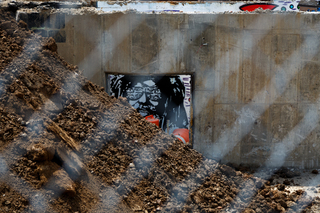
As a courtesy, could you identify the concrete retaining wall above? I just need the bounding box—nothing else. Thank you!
[18,10,320,169]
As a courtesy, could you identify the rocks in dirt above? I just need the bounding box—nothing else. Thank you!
[43,37,57,52]
[283,179,291,185]
[0,183,29,212]
[55,147,85,179]
[53,100,99,143]
[8,65,60,111]
[277,183,286,191]
[18,20,28,30]
[27,143,55,161]
[186,170,238,211]
[87,142,132,185]
[0,21,12,30]
[0,108,25,150]
[45,168,76,197]
[16,144,81,197]
[37,161,60,183]
[0,20,15,37]
[156,141,203,181]
[0,10,31,72]
[47,121,80,151]
[219,164,236,177]
[275,167,301,178]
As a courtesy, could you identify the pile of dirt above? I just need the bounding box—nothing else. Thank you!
[0,8,319,213]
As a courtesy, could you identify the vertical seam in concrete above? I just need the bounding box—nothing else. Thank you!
[267,15,273,153]
[239,14,244,159]
[296,34,301,105]
[130,13,133,74]
[100,15,104,88]
[101,14,104,87]
[268,14,275,153]
[211,15,217,148]
[72,15,75,68]
[156,14,159,75]
[129,13,132,73]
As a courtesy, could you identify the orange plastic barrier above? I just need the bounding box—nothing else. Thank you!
[173,128,189,144]
[145,115,159,127]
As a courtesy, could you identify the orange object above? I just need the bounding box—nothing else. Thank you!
[145,115,159,127]
[173,128,189,144]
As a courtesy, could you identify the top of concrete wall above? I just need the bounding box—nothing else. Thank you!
[3,0,320,14]
[3,0,320,13]
[0,0,93,10]
[97,0,320,13]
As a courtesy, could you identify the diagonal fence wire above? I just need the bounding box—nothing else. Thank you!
[222,21,320,213]
[30,14,149,211]
[98,15,229,211]
[0,72,84,212]
[0,15,79,211]
[53,13,320,213]
[226,106,319,212]
[0,15,108,212]
[291,174,320,213]
[161,14,320,213]
[161,14,278,211]
[88,15,217,212]
[89,20,206,213]
[0,12,150,212]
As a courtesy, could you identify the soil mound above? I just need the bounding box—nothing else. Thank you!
[0,8,319,213]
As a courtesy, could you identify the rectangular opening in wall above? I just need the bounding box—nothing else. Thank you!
[106,74,193,145]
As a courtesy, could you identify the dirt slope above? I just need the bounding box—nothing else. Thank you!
[0,8,319,213]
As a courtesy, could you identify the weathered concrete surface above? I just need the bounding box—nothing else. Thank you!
[18,11,320,169]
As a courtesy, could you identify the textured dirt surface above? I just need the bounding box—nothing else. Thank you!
[1,7,320,213]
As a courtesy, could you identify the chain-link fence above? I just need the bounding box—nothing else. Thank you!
[1,4,320,213]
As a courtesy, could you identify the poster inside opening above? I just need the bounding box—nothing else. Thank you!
[107,74,192,137]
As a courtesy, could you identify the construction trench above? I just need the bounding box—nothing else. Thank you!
[1,1,320,212]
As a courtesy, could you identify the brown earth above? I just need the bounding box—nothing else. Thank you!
[0,8,319,213]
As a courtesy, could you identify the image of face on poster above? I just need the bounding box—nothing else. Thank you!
[109,75,191,134]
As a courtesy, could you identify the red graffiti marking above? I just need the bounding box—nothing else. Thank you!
[240,3,278,12]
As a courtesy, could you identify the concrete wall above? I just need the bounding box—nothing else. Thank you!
[19,11,320,169]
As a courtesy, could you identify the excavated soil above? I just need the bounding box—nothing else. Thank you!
[1,8,320,213]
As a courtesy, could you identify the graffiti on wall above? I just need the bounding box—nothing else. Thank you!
[239,3,278,12]
[277,1,300,11]
[240,1,301,12]
[98,1,319,13]
[108,74,192,136]
[239,1,320,12]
